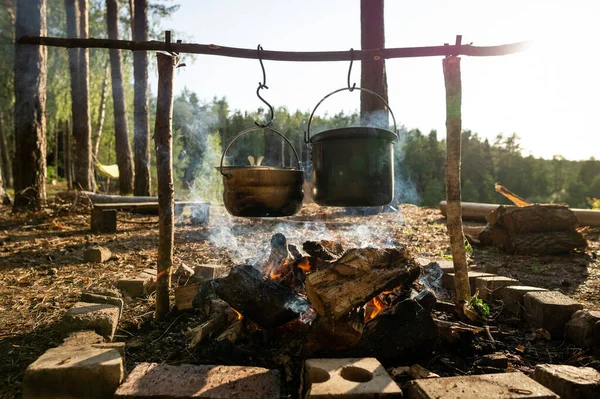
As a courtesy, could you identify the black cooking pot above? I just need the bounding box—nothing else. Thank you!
[305,87,398,207]
[217,126,304,217]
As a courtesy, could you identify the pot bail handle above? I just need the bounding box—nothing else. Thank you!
[304,87,398,144]
[219,126,302,177]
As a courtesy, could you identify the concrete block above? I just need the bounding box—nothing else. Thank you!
[533,364,600,399]
[565,309,600,348]
[61,302,120,341]
[84,246,112,263]
[81,291,124,319]
[22,345,124,399]
[62,330,105,346]
[497,285,547,316]
[442,271,494,293]
[117,274,155,298]
[304,358,402,398]
[91,208,117,233]
[193,264,227,281]
[406,372,558,399]
[524,291,584,337]
[475,276,520,302]
[114,363,279,399]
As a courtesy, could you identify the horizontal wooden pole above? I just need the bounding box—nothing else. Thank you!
[17,36,530,61]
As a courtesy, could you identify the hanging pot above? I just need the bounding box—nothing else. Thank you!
[305,87,398,207]
[217,126,304,217]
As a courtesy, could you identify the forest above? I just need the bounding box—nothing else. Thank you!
[1,0,599,210]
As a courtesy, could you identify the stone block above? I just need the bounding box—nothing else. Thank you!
[22,345,124,399]
[61,302,120,341]
[406,372,557,399]
[523,291,584,337]
[91,208,117,233]
[442,271,495,293]
[62,330,105,346]
[193,264,227,281]
[533,364,600,399]
[117,275,154,298]
[81,291,124,319]
[565,309,600,348]
[84,246,112,263]
[497,285,547,316]
[114,363,279,399]
[304,357,402,398]
[475,276,520,302]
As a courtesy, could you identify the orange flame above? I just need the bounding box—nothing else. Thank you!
[232,308,243,320]
[368,296,387,320]
[269,270,282,280]
[298,257,311,272]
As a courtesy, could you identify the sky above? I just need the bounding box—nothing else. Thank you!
[153,0,600,161]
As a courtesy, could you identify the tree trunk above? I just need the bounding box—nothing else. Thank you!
[106,0,134,195]
[53,119,58,179]
[154,52,176,321]
[0,113,13,188]
[443,55,470,310]
[63,119,73,189]
[13,0,47,210]
[360,0,389,127]
[93,62,109,158]
[132,0,151,196]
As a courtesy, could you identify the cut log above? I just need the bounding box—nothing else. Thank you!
[504,230,587,255]
[264,233,294,280]
[302,240,345,261]
[305,246,421,320]
[434,318,485,344]
[349,299,439,361]
[187,298,237,349]
[486,204,579,233]
[214,265,311,329]
[174,283,201,311]
[302,308,364,356]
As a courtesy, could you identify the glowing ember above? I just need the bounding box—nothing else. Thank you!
[269,271,282,280]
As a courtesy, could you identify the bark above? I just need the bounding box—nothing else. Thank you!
[442,56,470,309]
[13,0,47,210]
[93,62,109,157]
[486,204,579,233]
[360,0,388,126]
[63,119,73,189]
[106,0,134,194]
[53,120,58,178]
[0,113,13,187]
[153,52,176,321]
[132,0,151,196]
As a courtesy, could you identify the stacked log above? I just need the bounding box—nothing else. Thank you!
[479,204,587,255]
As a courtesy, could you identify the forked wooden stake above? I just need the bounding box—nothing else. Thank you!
[442,54,471,311]
[154,52,176,320]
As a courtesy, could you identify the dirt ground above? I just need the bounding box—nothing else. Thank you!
[0,199,598,398]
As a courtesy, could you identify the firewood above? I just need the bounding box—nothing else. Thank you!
[504,230,587,255]
[434,318,485,344]
[302,308,364,356]
[486,204,579,233]
[187,299,237,349]
[174,283,201,311]
[214,265,311,329]
[264,233,294,279]
[302,240,345,261]
[305,246,421,320]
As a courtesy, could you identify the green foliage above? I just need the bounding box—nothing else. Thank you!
[468,292,490,322]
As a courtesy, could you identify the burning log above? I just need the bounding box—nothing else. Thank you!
[302,309,365,356]
[302,240,345,261]
[265,233,294,280]
[305,246,421,320]
[214,265,311,329]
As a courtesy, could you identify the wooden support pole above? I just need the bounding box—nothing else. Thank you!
[443,51,471,311]
[153,52,176,321]
[18,35,529,61]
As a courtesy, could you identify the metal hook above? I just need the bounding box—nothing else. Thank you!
[347,48,356,92]
[255,44,274,128]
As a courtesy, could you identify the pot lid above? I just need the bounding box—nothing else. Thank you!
[310,127,397,143]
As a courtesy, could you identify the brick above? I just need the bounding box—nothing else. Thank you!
[62,330,105,346]
[497,285,547,316]
[81,291,124,319]
[406,372,558,399]
[84,246,112,263]
[304,358,402,398]
[565,310,600,348]
[193,264,227,281]
[442,271,494,293]
[114,363,279,399]
[523,291,584,337]
[91,208,117,233]
[533,364,600,399]
[117,273,155,298]
[475,276,520,302]
[22,345,124,399]
[61,302,120,341]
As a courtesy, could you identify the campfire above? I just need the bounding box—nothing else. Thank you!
[182,233,438,362]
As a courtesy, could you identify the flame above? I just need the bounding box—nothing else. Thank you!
[232,308,243,320]
[269,270,282,280]
[298,257,311,272]
[367,295,387,320]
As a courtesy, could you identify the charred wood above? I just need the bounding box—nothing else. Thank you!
[302,240,345,261]
[302,308,364,356]
[187,298,238,349]
[305,246,421,320]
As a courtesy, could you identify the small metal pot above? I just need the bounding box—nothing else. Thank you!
[217,127,304,217]
[305,87,398,207]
